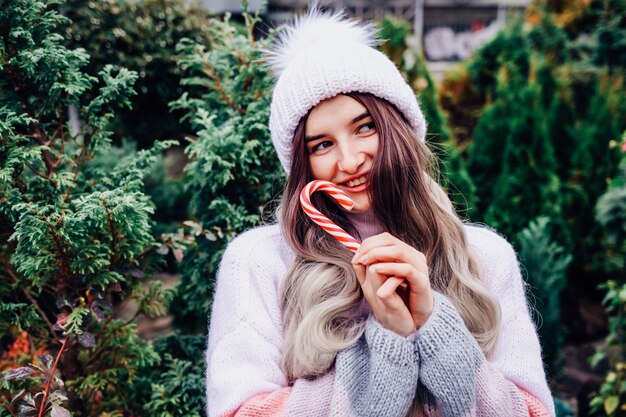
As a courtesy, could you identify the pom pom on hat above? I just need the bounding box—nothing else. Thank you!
[267,7,427,173]
[265,8,378,77]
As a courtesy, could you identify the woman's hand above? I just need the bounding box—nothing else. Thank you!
[352,233,434,331]
[352,260,416,337]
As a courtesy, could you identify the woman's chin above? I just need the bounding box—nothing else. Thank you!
[350,197,372,212]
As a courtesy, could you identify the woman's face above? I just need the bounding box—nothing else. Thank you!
[305,94,379,211]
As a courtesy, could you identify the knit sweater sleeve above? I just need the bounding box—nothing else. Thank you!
[285,318,419,416]
[414,225,555,417]
[205,226,419,417]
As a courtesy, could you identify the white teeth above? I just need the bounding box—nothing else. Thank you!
[346,175,367,188]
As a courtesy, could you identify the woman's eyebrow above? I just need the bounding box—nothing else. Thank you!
[351,112,371,124]
[305,112,372,142]
[305,134,325,143]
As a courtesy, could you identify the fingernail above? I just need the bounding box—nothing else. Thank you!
[358,255,369,264]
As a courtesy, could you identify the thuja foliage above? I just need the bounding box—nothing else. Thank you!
[590,132,626,416]
[452,0,626,351]
[59,0,214,148]
[481,77,563,240]
[377,15,476,216]
[131,335,206,417]
[0,0,175,415]
[517,217,572,376]
[465,0,626,244]
[527,0,626,70]
[595,132,626,252]
[590,279,626,417]
[170,6,284,330]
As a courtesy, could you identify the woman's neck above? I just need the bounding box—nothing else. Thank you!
[345,209,385,241]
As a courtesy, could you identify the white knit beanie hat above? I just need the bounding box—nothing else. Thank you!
[266,8,427,173]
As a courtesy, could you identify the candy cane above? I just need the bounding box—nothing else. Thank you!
[300,180,409,290]
[299,180,361,252]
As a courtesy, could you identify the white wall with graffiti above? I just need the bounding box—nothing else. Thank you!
[424,19,501,61]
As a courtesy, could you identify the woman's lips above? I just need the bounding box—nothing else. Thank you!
[340,180,369,193]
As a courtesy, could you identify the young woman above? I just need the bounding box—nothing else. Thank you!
[205,9,555,417]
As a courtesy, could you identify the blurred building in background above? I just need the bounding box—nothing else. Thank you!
[202,0,530,76]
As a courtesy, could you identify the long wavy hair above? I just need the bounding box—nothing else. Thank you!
[278,92,501,384]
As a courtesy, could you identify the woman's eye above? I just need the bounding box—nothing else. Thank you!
[357,122,375,134]
[311,141,332,153]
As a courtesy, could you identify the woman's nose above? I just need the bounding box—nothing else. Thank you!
[337,146,364,174]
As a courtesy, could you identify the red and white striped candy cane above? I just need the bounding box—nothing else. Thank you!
[299,180,361,252]
[300,180,409,290]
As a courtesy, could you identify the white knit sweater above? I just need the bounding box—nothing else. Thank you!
[205,223,555,417]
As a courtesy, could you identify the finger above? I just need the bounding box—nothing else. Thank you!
[356,246,425,269]
[357,265,382,308]
[360,232,399,248]
[364,264,386,289]
[352,262,367,286]
[352,232,398,263]
[370,262,427,291]
[361,265,404,298]
[375,277,407,306]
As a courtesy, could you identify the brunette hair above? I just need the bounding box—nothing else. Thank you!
[278,92,501,383]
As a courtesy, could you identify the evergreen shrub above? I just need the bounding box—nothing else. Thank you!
[589,133,626,416]
[517,217,572,376]
[59,0,214,148]
[131,334,207,417]
[595,132,626,251]
[378,16,477,216]
[0,1,177,415]
[453,0,626,343]
[589,279,626,417]
[170,7,284,331]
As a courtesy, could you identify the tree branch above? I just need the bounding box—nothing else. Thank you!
[63,145,91,203]
[243,4,255,48]
[7,65,62,177]
[50,108,65,142]
[23,288,60,343]
[26,163,49,179]
[101,199,118,269]
[202,62,245,115]
[1,397,18,417]
[1,257,61,343]
[41,149,60,178]
[37,337,69,417]
[11,82,48,146]
[45,215,74,279]
[92,313,115,340]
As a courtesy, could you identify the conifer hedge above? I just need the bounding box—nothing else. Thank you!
[59,0,214,149]
[168,9,284,332]
[0,1,187,415]
[442,0,626,379]
[378,16,477,216]
[591,132,626,416]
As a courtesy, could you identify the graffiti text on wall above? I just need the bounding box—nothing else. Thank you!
[424,21,500,61]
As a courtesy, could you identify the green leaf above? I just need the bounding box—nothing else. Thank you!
[604,395,619,415]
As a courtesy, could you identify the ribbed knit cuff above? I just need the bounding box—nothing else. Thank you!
[365,317,419,367]
[414,293,486,417]
[415,292,479,360]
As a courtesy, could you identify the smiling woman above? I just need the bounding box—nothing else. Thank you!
[305,95,379,211]
[205,7,555,417]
